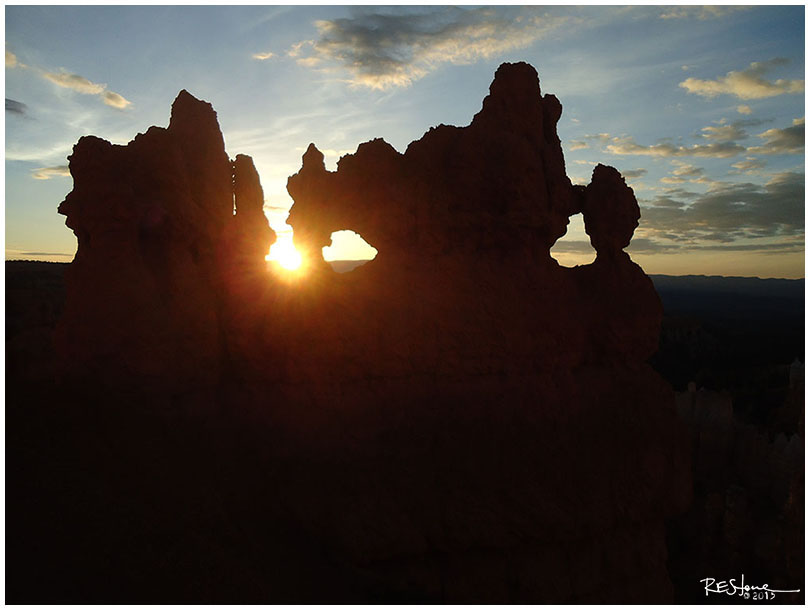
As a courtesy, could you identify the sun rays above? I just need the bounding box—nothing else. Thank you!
[266,233,304,272]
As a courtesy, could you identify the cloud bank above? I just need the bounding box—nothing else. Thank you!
[602,117,800,160]
[642,171,804,242]
[748,118,804,155]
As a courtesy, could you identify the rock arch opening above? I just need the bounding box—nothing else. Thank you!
[322,230,378,273]
[550,213,596,268]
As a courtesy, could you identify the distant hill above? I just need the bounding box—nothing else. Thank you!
[328,259,371,273]
[650,274,803,321]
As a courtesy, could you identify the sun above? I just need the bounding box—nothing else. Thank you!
[266,236,303,271]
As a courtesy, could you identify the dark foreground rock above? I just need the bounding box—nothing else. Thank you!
[8,63,694,603]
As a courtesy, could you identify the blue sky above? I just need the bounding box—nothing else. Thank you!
[5,5,805,277]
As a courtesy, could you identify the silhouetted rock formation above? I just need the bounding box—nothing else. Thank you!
[288,62,575,267]
[54,90,274,395]
[21,63,692,603]
[582,164,640,259]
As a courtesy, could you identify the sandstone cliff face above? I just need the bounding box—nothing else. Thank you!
[46,63,691,603]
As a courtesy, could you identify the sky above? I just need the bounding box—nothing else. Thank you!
[5,5,806,278]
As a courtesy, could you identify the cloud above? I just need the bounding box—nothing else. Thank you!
[737,105,753,115]
[553,237,680,254]
[659,6,748,20]
[7,250,74,257]
[641,171,804,242]
[747,118,804,155]
[607,136,745,158]
[31,165,71,180]
[670,162,704,178]
[289,7,573,89]
[41,69,131,109]
[700,123,747,142]
[686,241,804,253]
[731,157,767,174]
[698,118,767,142]
[679,58,804,100]
[6,49,18,68]
[660,162,713,185]
[6,98,27,115]
[102,91,131,109]
[621,168,647,179]
[43,70,105,95]
[286,40,312,58]
[661,187,701,201]
[570,133,611,151]
[600,117,789,162]
[585,133,611,144]
[252,51,275,60]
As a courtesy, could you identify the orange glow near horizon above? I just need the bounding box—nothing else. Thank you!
[266,234,304,272]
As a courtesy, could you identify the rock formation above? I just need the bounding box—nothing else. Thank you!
[28,62,691,603]
[53,90,274,396]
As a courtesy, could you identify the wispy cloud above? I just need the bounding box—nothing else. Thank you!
[659,6,748,20]
[43,71,105,95]
[252,51,275,60]
[42,69,132,108]
[31,165,70,180]
[6,98,27,115]
[554,237,680,254]
[607,136,745,158]
[679,58,804,100]
[568,133,610,151]
[6,47,128,109]
[289,7,574,89]
[5,249,74,260]
[737,105,753,115]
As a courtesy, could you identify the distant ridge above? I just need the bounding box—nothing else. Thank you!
[4,260,803,284]
[651,273,803,284]
[650,274,803,299]
[327,259,371,273]
[649,273,803,339]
